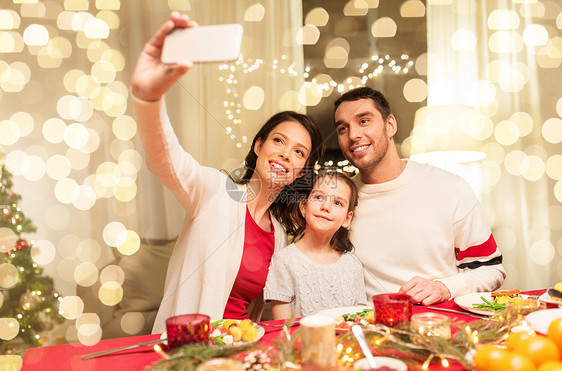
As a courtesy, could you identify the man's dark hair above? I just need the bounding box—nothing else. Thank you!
[334,87,392,120]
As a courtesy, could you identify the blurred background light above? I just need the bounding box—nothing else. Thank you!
[371,17,397,37]
[30,240,57,265]
[23,24,49,46]
[305,7,329,26]
[400,0,425,18]
[244,3,265,22]
[59,296,84,320]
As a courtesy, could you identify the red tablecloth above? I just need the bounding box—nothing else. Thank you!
[22,290,546,371]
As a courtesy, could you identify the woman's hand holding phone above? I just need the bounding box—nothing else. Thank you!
[131,12,197,102]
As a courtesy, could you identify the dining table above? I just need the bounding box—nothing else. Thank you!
[21,289,548,371]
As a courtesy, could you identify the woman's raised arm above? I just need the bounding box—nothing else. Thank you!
[132,13,220,215]
[131,12,196,102]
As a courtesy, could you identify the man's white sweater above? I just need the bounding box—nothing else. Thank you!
[351,160,505,301]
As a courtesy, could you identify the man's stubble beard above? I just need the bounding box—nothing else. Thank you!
[346,129,390,175]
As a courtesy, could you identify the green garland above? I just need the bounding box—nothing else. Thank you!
[148,321,298,371]
[148,342,256,371]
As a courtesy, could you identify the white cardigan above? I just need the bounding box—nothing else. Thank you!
[133,98,288,334]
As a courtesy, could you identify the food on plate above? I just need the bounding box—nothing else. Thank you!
[222,319,238,329]
[549,283,562,302]
[491,289,521,298]
[209,319,259,345]
[472,290,537,311]
[335,308,374,333]
[228,326,243,342]
[242,325,258,342]
[239,319,253,330]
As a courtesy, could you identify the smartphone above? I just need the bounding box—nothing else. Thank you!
[161,24,244,64]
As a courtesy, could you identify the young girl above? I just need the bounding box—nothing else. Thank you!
[264,170,367,319]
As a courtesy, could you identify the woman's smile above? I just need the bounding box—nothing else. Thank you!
[268,160,289,174]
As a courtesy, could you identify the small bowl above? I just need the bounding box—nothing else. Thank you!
[354,357,408,371]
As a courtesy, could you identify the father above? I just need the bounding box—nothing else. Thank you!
[333,87,505,305]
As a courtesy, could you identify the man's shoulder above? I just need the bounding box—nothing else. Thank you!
[409,160,454,177]
[409,160,470,186]
[415,162,480,204]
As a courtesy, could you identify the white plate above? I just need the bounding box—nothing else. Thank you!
[314,305,373,321]
[454,292,498,316]
[526,308,562,334]
[354,357,407,371]
[539,292,562,307]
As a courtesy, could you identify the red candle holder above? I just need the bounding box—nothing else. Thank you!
[373,293,412,327]
[165,313,210,350]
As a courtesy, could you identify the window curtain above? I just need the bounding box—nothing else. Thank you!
[426,1,561,289]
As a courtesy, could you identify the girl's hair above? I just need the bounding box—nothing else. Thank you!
[231,111,324,236]
[291,169,359,253]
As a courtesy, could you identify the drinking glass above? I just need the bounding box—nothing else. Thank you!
[504,299,545,330]
[166,313,210,350]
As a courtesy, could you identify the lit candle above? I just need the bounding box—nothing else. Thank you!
[411,312,451,339]
[300,315,336,367]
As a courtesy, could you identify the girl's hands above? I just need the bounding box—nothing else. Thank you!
[131,12,197,102]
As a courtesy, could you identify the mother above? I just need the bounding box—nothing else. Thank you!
[131,12,323,333]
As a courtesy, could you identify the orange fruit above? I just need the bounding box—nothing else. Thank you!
[509,332,536,352]
[474,344,510,371]
[538,361,562,371]
[515,335,561,367]
[502,353,537,371]
[548,318,562,352]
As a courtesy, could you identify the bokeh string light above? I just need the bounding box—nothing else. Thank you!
[217,52,415,147]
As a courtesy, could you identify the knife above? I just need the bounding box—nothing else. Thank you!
[81,338,166,360]
[427,306,489,319]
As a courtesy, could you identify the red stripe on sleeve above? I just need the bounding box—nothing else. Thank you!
[455,234,497,261]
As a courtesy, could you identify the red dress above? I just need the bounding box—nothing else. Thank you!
[223,206,275,319]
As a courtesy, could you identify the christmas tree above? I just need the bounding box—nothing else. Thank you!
[0,164,65,353]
